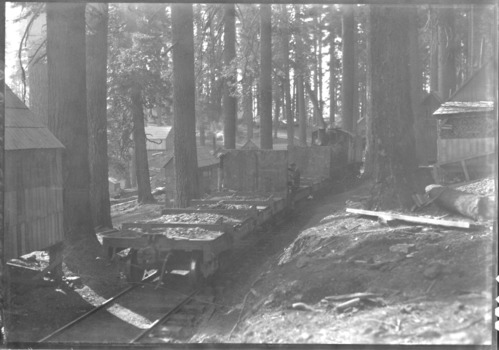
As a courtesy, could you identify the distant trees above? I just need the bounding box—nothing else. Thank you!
[46,3,94,237]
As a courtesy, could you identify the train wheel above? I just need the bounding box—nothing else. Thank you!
[127,250,146,283]
[188,256,204,288]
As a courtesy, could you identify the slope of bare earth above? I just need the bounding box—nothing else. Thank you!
[192,177,495,345]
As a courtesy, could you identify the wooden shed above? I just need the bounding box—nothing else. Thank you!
[4,85,65,261]
[163,144,220,206]
[432,60,496,180]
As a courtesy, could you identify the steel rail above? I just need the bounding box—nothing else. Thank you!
[39,271,159,342]
[130,288,201,343]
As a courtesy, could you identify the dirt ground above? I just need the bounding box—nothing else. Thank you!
[4,176,496,346]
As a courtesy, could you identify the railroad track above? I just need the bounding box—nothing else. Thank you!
[39,273,214,344]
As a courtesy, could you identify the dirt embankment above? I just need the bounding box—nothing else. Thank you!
[193,177,495,345]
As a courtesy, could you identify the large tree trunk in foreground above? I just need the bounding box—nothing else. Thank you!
[47,3,95,237]
[171,3,199,208]
[87,3,112,227]
[368,6,418,210]
[260,4,272,149]
[131,85,155,204]
[223,4,237,149]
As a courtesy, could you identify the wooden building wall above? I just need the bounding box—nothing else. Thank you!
[4,148,64,260]
[437,137,495,164]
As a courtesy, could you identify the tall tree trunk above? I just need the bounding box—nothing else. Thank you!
[297,73,307,146]
[171,3,199,208]
[273,84,280,139]
[408,6,425,166]
[363,5,374,178]
[429,6,439,92]
[131,85,155,204]
[341,5,355,133]
[223,4,237,149]
[281,5,294,146]
[260,4,273,149]
[86,3,112,228]
[438,7,456,100]
[0,1,7,341]
[368,5,418,210]
[47,3,95,238]
[329,7,336,125]
[243,77,254,140]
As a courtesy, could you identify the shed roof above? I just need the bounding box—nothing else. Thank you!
[433,101,494,117]
[145,125,172,140]
[5,85,64,151]
[163,144,219,169]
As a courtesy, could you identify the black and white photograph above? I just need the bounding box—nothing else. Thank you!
[0,0,497,347]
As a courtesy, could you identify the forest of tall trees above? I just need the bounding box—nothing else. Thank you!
[5,3,497,227]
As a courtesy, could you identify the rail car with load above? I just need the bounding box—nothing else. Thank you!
[101,147,351,285]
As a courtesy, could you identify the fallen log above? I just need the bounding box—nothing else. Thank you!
[346,208,470,229]
[425,184,495,221]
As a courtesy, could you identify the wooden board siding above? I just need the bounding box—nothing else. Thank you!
[437,137,495,164]
[4,149,64,260]
[222,150,288,197]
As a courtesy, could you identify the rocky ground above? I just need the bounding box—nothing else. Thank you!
[4,176,496,346]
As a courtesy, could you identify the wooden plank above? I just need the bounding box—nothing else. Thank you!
[346,208,470,229]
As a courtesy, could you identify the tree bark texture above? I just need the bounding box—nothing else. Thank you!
[297,73,307,146]
[368,6,418,210]
[86,3,112,228]
[223,4,237,149]
[171,3,199,208]
[131,86,155,204]
[407,6,425,166]
[329,7,336,125]
[0,2,7,339]
[429,6,439,93]
[437,7,457,99]
[341,5,355,133]
[243,77,254,141]
[47,3,95,237]
[281,5,294,147]
[362,5,374,178]
[260,4,273,150]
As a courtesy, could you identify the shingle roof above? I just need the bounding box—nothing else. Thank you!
[5,85,64,150]
[163,144,219,169]
[433,101,494,117]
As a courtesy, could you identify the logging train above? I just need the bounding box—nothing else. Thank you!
[101,144,359,285]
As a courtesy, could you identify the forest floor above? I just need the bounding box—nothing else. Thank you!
[5,175,496,346]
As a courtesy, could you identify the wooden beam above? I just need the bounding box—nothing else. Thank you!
[346,208,470,229]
